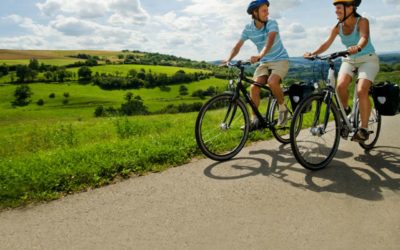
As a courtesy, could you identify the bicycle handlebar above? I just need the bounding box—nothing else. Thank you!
[305,50,350,61]
[220,60,252,68]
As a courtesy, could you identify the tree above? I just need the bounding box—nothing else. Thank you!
[13,85,33,106]
[179,85,188,96]
[28,58,40,71]
[128,69,137,78]
[16,65,29,83]
[120,93,148,115]
[56,68,70,82]
[78,66,92,81]
[0,64,8,77]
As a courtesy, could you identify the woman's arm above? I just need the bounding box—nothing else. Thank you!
[304,26,338,57]
[348,17,370,54]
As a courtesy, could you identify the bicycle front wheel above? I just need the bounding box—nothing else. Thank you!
[290,93,341,170]
[195,93,250,161]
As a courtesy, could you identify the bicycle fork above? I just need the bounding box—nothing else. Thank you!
[221,95,239,130]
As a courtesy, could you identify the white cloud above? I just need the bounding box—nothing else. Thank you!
[37,0,108,19]
[37,0,148,24]
[4,15,57,37]
[383,0,400,8]
[1,0,399,60]
[0,36,47,49]
[369,14,400,52]
[50,16,97,36]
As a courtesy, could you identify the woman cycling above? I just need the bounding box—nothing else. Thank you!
[304,0,380,142]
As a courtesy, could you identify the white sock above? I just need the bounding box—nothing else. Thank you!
[279,104,287,112]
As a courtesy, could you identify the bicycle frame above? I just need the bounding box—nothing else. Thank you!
[229,63,276,129]
[315,56,360,136]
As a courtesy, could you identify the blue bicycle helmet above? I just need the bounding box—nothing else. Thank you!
[247,0,270,15]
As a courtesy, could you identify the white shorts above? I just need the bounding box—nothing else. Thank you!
[339,53,380,83]
[253,60,289,80]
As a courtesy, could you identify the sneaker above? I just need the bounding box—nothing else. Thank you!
[352,128,369,142]
[277,108,289,127]
[241,118,261,132]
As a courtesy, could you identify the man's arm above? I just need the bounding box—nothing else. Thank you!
[224,40,245,63]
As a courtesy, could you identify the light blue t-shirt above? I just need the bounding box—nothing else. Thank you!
[240,19,289,63]
[339,17,375,58]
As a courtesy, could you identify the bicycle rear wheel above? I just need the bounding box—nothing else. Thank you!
[270,95,302,144]
[195,93,250,161]
[290,93,341,170]
[356,105,381,150]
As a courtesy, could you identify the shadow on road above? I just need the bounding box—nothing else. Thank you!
[204,143,400,201]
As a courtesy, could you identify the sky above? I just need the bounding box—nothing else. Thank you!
[0,0,399,61]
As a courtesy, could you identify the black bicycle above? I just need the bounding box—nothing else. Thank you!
[195,60,301,161]
[289,51,382,170]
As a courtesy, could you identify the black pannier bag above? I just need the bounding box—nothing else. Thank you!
[289,82,315,113]
[372,82,400,116]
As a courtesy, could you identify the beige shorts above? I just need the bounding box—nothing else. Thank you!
[339,53,380,83]
[253,60,289,81]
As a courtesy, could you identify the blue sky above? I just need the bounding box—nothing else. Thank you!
[1,0,399,61]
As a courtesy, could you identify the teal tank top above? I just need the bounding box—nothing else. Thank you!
[339,17,375,58]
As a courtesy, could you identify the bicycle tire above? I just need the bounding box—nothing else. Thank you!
[355,104,381,150]
[290,93,341,170]
[195,93,250,161]
[270,96,302,144]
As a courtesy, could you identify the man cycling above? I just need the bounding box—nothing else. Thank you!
[304,0,380,142]
[223,0,290,131]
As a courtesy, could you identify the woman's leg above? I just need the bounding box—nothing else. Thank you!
[357,79,372,129]
[336,74,353,109]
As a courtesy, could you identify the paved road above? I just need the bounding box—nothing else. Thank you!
[1,116,399,250]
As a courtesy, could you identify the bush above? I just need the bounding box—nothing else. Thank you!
[49,93,55,98]
[179,85,188,96]
[78,66,92,81]
[63,92,70,98]
[62,99,69,105]
[120,96,149,116]
[94,105,106,117]
[37,99,44,106]
[13,85,32,106]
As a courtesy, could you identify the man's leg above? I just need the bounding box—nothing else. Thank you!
[268,74,284,105]
[250,75,268,120]
[268,74,289,126]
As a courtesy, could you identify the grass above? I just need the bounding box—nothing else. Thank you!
[66,64,210,76]
[0,76,263,209]
[0,77,228,125]
[0,112,273,208]
[0,114,196,207]
[0,54,398,209]
[0,59,84,66]
[0,49,134,60]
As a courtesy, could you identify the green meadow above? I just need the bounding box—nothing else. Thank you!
[0,58,84,66]
[0,52,243,208]
[0,50,399,209]
[66,64,210,76]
